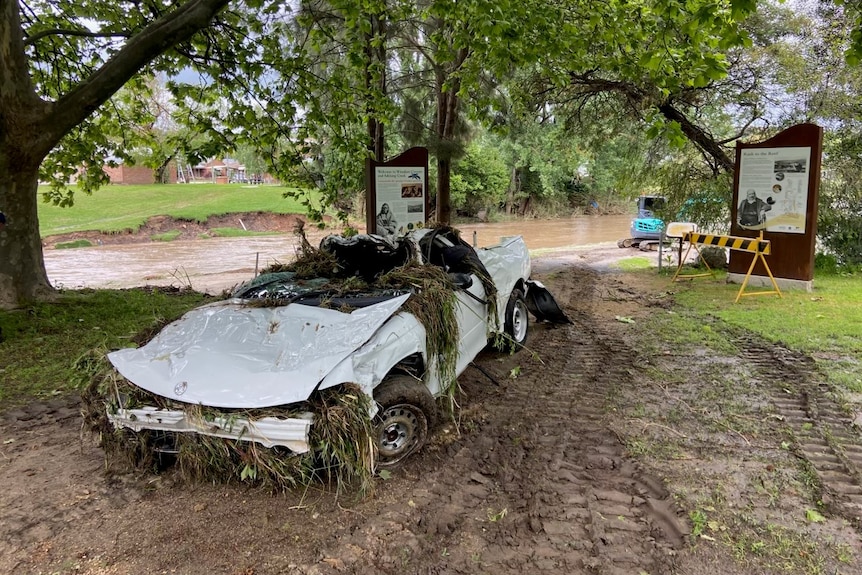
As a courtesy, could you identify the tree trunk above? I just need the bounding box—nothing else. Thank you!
[155,154,175,183]
[434,73,462,225]
[365,13,386,163]
[437,156,451,225]
[506,167,518,215]
[0,160,54,307]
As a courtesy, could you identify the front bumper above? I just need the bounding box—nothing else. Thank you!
[108,407,314,453]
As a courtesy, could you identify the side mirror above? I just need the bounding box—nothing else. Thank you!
[448,272,473,290]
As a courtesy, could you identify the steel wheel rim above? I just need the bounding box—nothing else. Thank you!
[378,404,422,459]
[511,300,527,343]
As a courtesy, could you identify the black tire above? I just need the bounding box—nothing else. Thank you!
[503,288,529,349]
[373,375,437,469]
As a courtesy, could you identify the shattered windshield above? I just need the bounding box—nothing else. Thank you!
[232,271,407,308]
[230,230,481,309]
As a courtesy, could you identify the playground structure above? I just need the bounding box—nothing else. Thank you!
[176,164,195,183]
[177,159,270,184]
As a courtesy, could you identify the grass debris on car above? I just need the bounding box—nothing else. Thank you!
[79,348,377,494]
[77,229,470,493]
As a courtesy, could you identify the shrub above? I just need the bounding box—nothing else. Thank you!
[451,141,509,217]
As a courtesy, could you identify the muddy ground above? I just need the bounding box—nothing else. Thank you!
[3,227,862,574]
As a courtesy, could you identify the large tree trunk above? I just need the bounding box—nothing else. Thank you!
[365,13,386,163]
[435,77,453,226]
[0,0,231,308]
[0,161,53,307]
[432,47,467,227]
[0,0,55,307]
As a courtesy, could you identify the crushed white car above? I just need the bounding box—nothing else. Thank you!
[106,227,570,467]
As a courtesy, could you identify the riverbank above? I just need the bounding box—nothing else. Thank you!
[42,212,636,250]
[42,212,313,248]
[42,213,639,294]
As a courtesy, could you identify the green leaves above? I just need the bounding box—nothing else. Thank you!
[240,463,258,481]
[17,0,757,218]
[805,508,826,523]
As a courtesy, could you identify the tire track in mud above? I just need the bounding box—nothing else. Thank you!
[310,269,687,574]
[476,317,685,575]
[733,333,862,525]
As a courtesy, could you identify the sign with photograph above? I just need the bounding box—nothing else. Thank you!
[737,146,811,233]
[366,147,430,239]
[373,166,426,238]
[729,123,822,285]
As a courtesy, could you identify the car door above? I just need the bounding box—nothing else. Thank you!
[419,230,491,378]
[452,273,489,377]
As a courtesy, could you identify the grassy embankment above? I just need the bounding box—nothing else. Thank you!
[38,183,319,242]
[614,258,862,395]
[641,269,862,396]
[605,264,862,573]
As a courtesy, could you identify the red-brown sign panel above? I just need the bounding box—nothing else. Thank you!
[729,123,823,281]
[365,147,430,238]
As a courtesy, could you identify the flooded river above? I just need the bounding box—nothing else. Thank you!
[44,214,633,293]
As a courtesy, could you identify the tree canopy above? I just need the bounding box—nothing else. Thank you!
[14,0,862,307]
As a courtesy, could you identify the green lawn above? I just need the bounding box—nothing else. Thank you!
[667,270,862,356]
[0,288,212,406]
[644,267,862,393]
[38,183,317,236]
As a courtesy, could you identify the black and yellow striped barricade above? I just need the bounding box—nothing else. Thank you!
[671,231,782,303]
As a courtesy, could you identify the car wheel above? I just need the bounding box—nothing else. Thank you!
[503,288,529,348]
[374,375,437,469]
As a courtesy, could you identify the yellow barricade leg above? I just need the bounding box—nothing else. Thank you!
[734,232,783,303]
[672,231,782,303]
[672,238,713,282]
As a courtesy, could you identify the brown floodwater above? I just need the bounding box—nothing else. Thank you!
[44,214,634,293]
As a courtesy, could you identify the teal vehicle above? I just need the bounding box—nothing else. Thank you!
[617,195,666,249]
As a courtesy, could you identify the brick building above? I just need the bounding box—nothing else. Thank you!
[103,163,178,184]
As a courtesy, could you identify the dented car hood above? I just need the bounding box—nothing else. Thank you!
[107,294,411,409]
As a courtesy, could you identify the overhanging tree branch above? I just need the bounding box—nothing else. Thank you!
[42,0,232,150]
[562,72,736,174]
[23,28,131,46]
[657,102,734,173]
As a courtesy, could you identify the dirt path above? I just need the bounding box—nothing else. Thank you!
[1,252,860,575]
